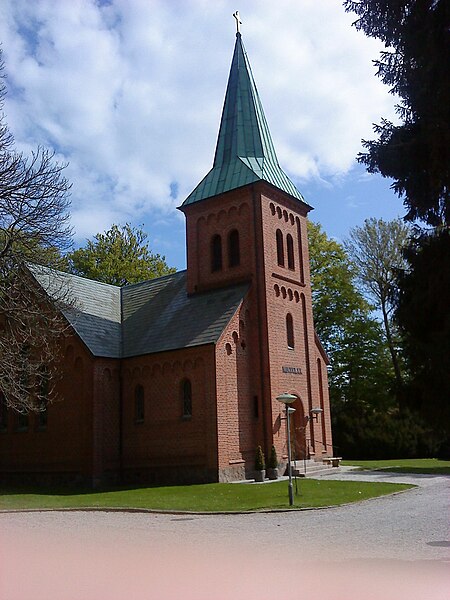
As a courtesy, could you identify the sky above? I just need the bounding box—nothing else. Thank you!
[0,0,406,271]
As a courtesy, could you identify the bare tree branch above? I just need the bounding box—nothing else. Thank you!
[0,47,74,413]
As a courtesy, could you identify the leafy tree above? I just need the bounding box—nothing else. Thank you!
[67,223,176,286]
[308,220,368,346]
[345,218,410,390]
[308,221,394,410]
[0,49,72,414]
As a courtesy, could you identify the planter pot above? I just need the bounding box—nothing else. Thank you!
[267,467,278,480]
[254,470,266,482]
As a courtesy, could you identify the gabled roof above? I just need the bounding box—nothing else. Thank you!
[182,32,306,206]
[122,271,248,358]
[30,265,247,359]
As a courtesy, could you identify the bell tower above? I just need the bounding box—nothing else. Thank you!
[179,29,332,464]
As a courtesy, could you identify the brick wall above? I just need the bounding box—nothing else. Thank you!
[120,344,218,483]
[0,333,98,485]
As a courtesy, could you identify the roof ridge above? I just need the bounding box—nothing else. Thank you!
[121,269,186,290]
[27,263,121,291]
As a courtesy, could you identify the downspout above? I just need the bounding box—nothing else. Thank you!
[118,288,124,483]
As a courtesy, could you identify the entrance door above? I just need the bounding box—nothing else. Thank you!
[291,398,308,461]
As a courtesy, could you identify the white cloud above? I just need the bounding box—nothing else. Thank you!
[0,0,396,247]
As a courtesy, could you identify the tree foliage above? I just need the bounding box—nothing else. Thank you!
[344,0,449,227]
[308,221,394,410]
[308,221,434,457]
[344,1,450,444]
[67,223,175,286]
[395,229,450,441]
[0,49,73,414]
[345,218,410,389]
[308,220,368,346]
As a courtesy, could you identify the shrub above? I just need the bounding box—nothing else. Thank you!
[332,407,437,459]
[255,445,265,471]
[268,445,278,469]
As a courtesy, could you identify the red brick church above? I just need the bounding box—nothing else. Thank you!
[0,31,332,486]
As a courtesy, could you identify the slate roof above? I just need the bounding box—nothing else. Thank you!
[121,271,248,358]
[29,264,122,358]
[182,32,307,207]
[30,265,247,359]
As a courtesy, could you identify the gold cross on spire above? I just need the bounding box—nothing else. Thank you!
[233,11,242,34]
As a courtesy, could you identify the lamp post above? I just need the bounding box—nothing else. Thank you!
[276,392,297,506]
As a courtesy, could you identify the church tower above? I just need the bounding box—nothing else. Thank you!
[179,30,332,478]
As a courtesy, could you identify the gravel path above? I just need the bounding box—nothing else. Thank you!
[1,470,448,599]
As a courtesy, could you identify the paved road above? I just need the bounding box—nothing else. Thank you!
[1,470,449,599]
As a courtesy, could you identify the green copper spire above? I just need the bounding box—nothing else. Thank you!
[182,33,306,206]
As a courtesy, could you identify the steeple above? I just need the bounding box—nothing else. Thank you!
[182,32,305,206]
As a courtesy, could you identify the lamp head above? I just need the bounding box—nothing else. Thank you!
[276,392,297,405]
[310,407,323,422]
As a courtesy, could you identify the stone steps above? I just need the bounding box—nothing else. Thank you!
[290,459,337,478]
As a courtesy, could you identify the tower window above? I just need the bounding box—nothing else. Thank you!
[135,384,145,423]
[181,379,192,418]
[211,234,223,272]
[228,229,240,267]
[287,234,295,270]
[276,229,284,267]
[286,313,295,349]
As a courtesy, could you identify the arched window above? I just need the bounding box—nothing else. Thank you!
[287,234,295,270]
[15,412,29,431]
[286,313,294,349]
[0,392,8,433]
[37,366,49,430]
[181,379,192,418]
[276,229,284,267]
[135,384,145,423]
[228,229,240,267]
[211,234,222,272]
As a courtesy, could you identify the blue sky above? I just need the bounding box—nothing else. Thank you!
[0,0,405,271]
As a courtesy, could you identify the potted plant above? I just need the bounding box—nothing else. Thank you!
[254,445,266,482]
[267,445,279,480]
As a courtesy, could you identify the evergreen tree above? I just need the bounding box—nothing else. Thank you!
[395,229,450,444]
[343,0,449,226]
[344,1,450,443]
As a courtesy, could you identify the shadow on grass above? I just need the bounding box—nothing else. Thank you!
[376,467,450,475]
[0,481,194,497]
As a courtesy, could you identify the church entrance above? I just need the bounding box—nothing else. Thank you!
[291,397,308,462]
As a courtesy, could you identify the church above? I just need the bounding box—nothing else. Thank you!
[0,30,332,486]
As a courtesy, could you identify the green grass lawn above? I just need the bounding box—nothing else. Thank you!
[0,479,414,512]
[342,458,450,475]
